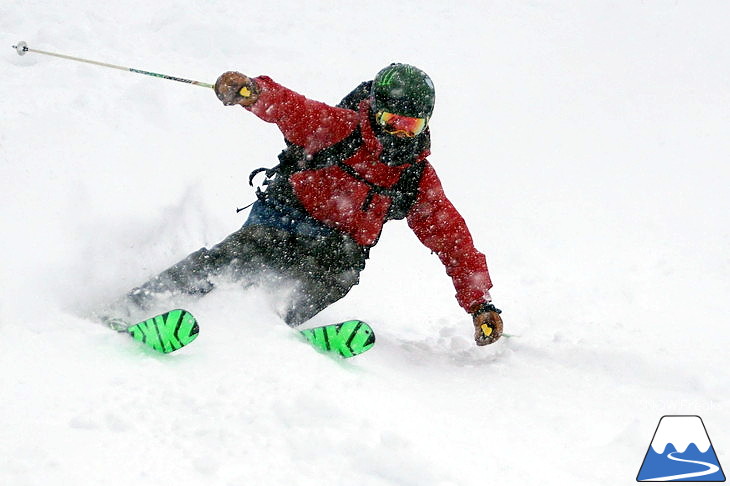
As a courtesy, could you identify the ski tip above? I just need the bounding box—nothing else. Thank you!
[300,319,375,358]
[127,309,199,354]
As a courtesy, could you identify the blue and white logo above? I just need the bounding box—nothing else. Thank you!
[637,415,726,482]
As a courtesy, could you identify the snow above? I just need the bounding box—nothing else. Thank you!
[2,1,729,485]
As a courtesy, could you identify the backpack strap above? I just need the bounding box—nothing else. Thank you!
[337,81,372,110]
[385,161,427,220]
[337,160,426,220]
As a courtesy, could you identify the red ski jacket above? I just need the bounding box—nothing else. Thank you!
[246,76,493,312]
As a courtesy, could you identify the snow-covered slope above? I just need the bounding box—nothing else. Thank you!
[2,2,728,485]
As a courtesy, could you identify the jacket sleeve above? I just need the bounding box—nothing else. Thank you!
[246,76,359,154]
[406,162,493,312]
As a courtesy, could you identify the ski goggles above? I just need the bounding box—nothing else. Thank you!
[375,111,428,138]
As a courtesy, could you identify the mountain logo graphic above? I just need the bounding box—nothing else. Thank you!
[637,415,726,482]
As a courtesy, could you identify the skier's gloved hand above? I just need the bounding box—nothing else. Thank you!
[471,302,503,346]
[214,71,259,106]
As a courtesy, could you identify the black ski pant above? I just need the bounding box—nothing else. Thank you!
[122,224,369,326]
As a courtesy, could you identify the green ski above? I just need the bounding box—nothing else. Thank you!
[105,309,199,353]
[299,320,376,358]
[104,310,373,357]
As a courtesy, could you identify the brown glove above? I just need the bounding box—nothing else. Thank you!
[472,302,503,346]
[214,71,260,106]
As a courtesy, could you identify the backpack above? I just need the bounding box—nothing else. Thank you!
[249,81,429,221]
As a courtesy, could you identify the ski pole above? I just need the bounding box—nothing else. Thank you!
[11,41,213,89]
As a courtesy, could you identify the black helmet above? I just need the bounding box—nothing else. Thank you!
[371,63,435,119]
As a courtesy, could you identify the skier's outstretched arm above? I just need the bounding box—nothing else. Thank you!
[213,71,358,154]
[406,163,503,345]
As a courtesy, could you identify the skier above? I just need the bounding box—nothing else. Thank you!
[107,63,503,346]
